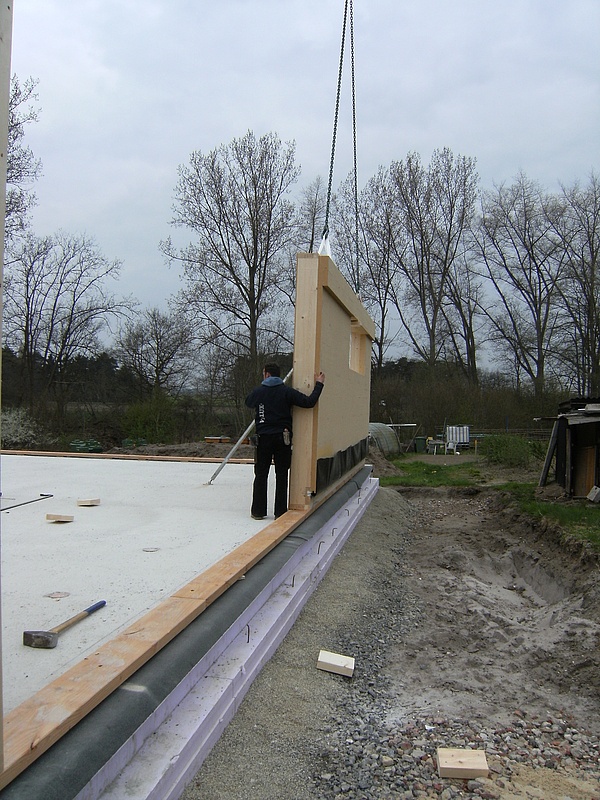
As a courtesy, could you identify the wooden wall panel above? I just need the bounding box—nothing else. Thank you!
[316,290,369,455]
[289,253,375,509]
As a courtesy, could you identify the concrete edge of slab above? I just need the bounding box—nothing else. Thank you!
[88,474,379,800]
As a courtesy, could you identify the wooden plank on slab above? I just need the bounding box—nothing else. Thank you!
[437,747,489,778]
[0,464,362,788]
[1,449,253,465]
[77,498,101,506]
[173,511,305,602]
[0,510,309,789]
[1,596,201,786]
[45,513,74,523]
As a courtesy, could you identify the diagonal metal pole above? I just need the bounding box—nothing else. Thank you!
[206,368,293,485]
[205,419,257,486]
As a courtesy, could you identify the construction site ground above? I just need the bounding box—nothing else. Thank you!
[153,443,600,800]
[70,441,599,798]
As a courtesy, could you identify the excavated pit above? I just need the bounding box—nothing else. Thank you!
[386,487,600,729]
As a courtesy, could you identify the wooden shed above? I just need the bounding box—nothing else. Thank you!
[542,398,600,497]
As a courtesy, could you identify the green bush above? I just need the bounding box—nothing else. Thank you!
[479,434,532,468]
[121,395,176,443]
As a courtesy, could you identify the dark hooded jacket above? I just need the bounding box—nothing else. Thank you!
[245,376,324,435]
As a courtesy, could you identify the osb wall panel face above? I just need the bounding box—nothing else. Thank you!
[290,253,373,508]
[316,289,369,458]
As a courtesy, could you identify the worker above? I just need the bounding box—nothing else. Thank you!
[245,363,325,520]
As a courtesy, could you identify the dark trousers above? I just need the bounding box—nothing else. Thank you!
[251,432,292,518]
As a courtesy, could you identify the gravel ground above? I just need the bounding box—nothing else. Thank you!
[179,471,600,800]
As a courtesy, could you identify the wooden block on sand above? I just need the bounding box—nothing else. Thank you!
[437,748,489,778]
[77,498,101,506]
[45,513,74,523]
[317,649,355,677]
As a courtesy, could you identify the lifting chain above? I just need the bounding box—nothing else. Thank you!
[321,0,360,293]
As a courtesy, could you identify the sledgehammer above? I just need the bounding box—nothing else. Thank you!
[23,600,106,649]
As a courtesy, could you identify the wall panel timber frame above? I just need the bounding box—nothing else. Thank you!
[289,253,375,510]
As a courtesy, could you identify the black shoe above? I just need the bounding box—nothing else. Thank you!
[251,514,265,520]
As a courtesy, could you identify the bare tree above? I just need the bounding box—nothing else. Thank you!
[6,75,42,241]
[475,173,568,397]
[389,148,479,367]
[278,176,328,305]
[3,231,131,415]
[162,130,299,388]
[550,174,600,394]
[441,245,485,385]
[330,174,361,295]
[295,176,327,254]
[333,168,400,373]
[114,307,197,400]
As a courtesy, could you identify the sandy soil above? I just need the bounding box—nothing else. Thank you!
[376,451,599,799]
[389,485,600,726]
[391,487,599,785]
[370,448,600,731]
[117,443,600,798]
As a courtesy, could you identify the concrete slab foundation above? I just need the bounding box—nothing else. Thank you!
[1,454,266,711]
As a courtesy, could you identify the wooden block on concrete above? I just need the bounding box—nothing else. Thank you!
[45,513,74,523]
[317,649,355,677]
[77,498,101,506]
[437,747,489,778]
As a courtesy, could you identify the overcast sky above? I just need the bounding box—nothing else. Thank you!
[10,0,600,310]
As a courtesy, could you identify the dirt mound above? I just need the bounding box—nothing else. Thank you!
[390,486,600,733]
[107,440,255,460]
